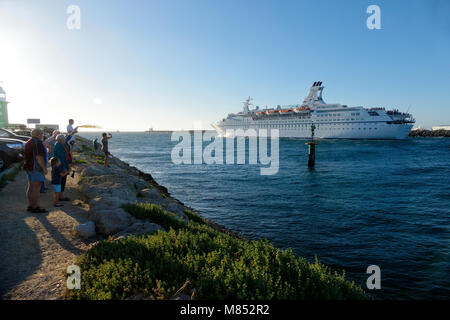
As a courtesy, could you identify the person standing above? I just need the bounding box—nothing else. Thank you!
[53,134,71,201]
[23,129,48,213]
[66,119,78,144]
[43,130,60,158]
[50,157,69,207]
[101,132,112,167]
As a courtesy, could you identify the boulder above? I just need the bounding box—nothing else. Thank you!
[89,196,128,212]
[81,165,112,177]
[90,208,136,235]
[73,221,96,239]
[79,176,137,203]
[161,202,189,222]
[139,188,165,202]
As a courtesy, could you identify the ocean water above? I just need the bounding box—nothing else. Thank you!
[80,132,450,299]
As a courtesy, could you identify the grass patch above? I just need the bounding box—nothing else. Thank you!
[67,202,368,300]
[72,159,88,165]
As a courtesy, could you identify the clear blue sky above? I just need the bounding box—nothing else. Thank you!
[0,0,449,130]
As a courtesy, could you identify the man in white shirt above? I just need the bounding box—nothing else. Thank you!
[67,119,78,144]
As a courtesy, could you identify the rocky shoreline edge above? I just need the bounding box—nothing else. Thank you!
[71,136,242,241]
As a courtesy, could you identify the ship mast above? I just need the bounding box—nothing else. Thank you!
[242,96,253,114]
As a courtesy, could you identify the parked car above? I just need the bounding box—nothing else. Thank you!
[0,128,30,142]
[0,138,25,171]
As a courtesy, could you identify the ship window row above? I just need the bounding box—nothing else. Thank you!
[317,112,360,117]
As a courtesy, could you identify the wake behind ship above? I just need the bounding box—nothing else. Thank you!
[212,82,415,139]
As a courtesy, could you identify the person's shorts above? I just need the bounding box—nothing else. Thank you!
[52,184,62,192]
[26,171,45,183]
[103,150,110,156]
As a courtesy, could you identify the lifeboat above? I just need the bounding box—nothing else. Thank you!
[279,109,294,114]
[294,106,311,113]
[256,111,265,116]
[266,110,278,115]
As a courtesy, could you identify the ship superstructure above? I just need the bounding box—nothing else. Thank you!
[212,82,415,139]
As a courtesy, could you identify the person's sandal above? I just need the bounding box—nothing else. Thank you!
[60,197,71,201]
[54,204,64,207]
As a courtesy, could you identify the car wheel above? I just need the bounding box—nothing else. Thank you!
[0,153,7,171]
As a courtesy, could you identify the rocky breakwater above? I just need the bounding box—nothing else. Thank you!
[71,136,190,239]
[409,129,450,137]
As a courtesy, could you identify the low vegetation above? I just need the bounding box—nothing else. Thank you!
[72,159,88,165]
[67,202,368,300]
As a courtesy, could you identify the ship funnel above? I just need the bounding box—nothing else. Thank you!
[313,82,317,86]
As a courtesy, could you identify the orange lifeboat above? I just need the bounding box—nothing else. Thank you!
[294,106,311,112]
[266,110,278,115]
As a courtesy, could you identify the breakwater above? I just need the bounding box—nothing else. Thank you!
[409,129,450,137]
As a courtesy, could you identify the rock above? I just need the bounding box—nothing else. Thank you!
[81,165,111,177]
[112,221,163,239]
[90,208,136,235]
[72,199,84,206]
[79,175,137,203]
[409,129,450,137]
[89,196,128,211]
[73,221,96,239]
[161,202,189,222]
[139,188,165,202]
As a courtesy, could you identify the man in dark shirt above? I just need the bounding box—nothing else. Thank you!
[24,129,48,213]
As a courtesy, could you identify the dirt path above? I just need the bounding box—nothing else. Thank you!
[0,169,92,300]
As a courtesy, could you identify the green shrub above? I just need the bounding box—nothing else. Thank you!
[121,203,187,231]
[68,202,368,300]
[184,209,206,225]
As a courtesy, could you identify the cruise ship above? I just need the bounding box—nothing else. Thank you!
[212,82,415,139]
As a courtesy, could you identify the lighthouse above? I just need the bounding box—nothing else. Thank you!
[0,85,9,128]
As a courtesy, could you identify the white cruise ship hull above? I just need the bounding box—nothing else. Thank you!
[213,122,413,140]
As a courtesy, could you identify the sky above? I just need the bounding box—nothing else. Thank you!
[0,0,449,131]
